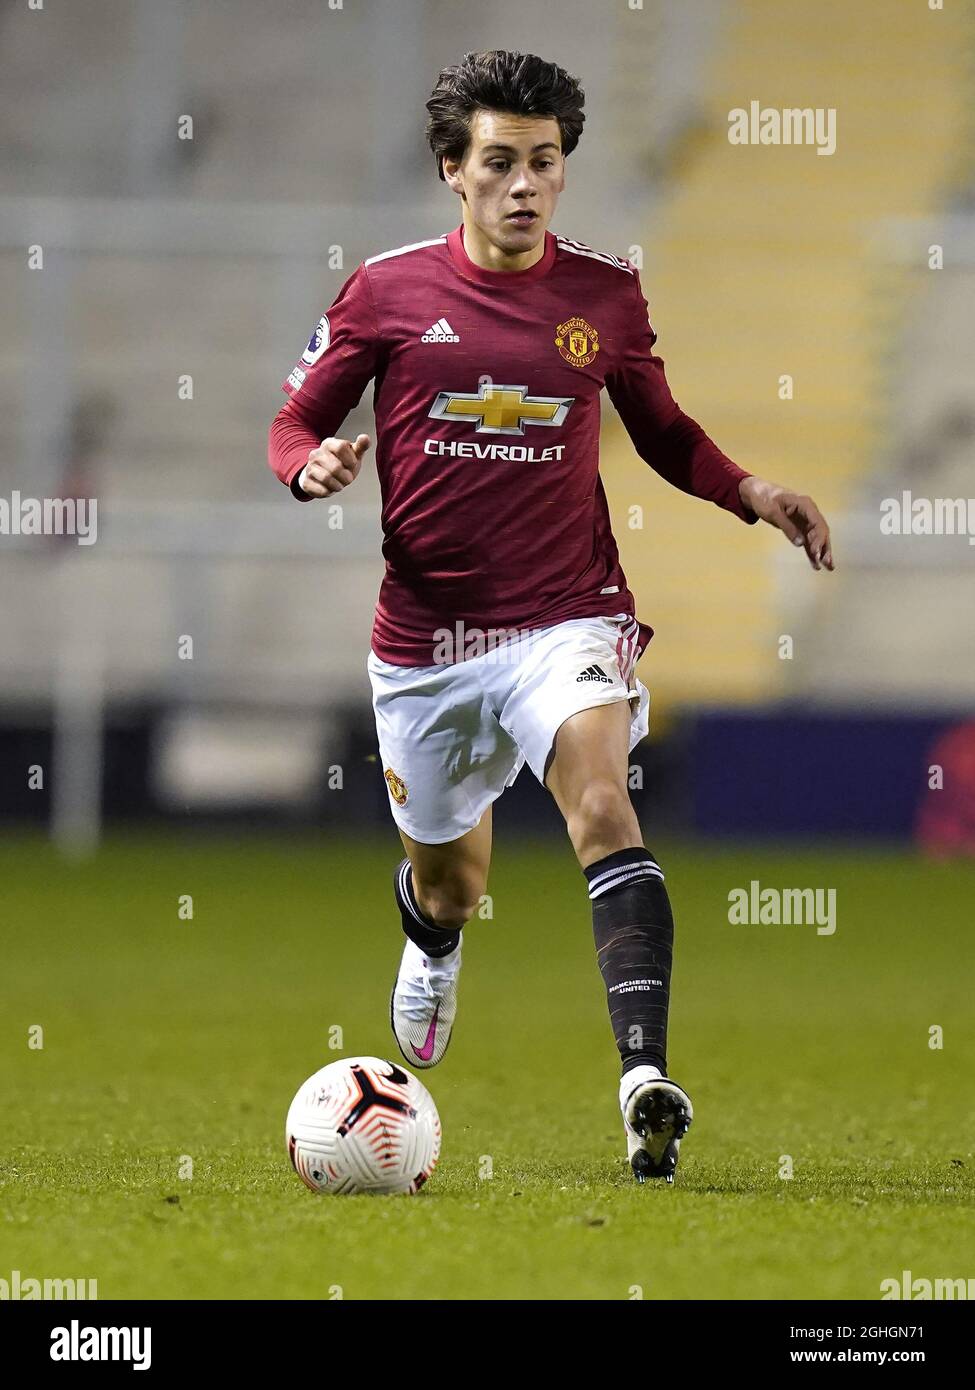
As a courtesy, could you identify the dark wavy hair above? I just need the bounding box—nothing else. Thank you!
[425,50,585,181]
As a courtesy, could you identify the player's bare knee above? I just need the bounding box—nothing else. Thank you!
[569,778,637,849]
[424,893,479,930]
[415,875,484,930]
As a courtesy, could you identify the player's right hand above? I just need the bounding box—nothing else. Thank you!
[297,434,371,497]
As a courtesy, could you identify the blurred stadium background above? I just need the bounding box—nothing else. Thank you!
[1,0,973,852]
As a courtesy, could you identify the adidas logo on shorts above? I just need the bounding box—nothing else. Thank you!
[421,318,460,343]
[576,664,612,684]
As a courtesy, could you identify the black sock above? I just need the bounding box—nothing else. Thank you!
[584,848,672,1076]
[393,858,460,958]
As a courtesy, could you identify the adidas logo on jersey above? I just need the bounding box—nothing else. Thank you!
[576,664,612,684]
[421,318,460,343]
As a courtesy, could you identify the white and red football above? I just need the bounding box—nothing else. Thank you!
[286,1056,441,1195]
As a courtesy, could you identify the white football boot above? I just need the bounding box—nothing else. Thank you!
[620,1065,694,1184]
[390,935,461,1069]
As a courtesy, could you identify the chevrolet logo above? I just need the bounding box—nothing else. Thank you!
[428,384,574,436]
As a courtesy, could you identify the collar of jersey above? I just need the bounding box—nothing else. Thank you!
[446,224,557,287]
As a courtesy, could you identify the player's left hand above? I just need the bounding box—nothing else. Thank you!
[738,476,834,572]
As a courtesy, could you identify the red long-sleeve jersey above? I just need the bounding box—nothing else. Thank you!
[269,224,755,665]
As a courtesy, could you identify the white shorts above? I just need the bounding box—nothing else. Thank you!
[367,614,650,844]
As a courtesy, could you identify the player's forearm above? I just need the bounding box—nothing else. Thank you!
[609,349,755,522]
[647,410,756,523]
[268,403,321,501]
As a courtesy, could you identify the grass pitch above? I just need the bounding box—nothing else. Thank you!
[1,832,972,1300]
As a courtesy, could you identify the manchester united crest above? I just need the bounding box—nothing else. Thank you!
[384,767,409,806]
[555,315,600,368]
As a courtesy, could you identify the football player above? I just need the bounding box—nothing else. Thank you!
[269,50,833,1182]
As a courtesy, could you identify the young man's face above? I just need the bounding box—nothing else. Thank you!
[443,110,565,260]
